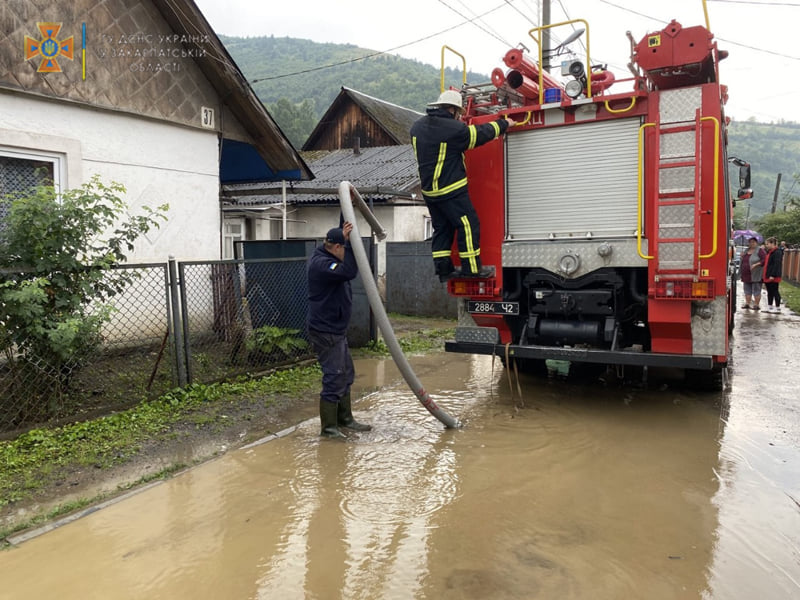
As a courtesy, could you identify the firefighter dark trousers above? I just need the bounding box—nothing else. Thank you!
[308,328,355,405]
[426,191,482,276]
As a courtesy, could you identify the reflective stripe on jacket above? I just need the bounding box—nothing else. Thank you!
[410,107,509,203]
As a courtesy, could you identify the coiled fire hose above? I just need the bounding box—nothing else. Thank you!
[337,181,461,429]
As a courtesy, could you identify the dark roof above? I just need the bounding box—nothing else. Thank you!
[341,88,423,143]
[153,0,312,182]
[222,145,420,206]
[301,87,423,151]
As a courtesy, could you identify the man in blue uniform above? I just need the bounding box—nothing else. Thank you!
[411,89,516,282]
[306,222,371,438]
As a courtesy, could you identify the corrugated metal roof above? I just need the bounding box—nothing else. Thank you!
[223,145,420,206]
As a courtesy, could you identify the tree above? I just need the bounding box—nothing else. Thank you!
[269,98,317,148]
[753,172,800,244]
[754,207,800,245]
[0,176,168,419]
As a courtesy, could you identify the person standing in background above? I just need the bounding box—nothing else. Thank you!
[740,236,766,311]
[763,236,783,313]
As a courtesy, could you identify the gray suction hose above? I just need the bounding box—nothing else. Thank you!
[338,181,461,429]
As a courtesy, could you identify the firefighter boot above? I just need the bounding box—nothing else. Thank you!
[463,264,495,278]
[435,259,460,283]
[320,399,346,439]
[338,392,372,431]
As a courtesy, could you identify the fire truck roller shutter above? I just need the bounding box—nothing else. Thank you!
[506,118,641,240]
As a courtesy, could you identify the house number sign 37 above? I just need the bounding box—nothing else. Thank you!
[201,106,215,129]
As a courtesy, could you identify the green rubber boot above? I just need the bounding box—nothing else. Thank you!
[338,393,372,432]
[320,399,346,439]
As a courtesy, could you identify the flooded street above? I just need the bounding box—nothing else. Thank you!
[1,303,799,599]
[706,306,800,599]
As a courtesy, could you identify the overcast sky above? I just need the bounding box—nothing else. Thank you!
[193,0,800,123]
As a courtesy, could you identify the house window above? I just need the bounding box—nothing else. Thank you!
[269,216,283,240]
[424,215,433,240]
[223,218,245,259]
[0,149,62,224]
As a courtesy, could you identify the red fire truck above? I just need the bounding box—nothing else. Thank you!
[442,15,751,389]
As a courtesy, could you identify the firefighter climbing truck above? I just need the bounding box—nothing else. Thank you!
[443,15,750,388]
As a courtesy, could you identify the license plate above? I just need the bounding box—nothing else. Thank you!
[467,301,519,315]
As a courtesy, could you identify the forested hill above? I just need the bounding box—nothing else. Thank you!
[221,35,800,218]
[219,35,484,142]
[727,120,800,217]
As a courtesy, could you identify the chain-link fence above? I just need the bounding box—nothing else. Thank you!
[179,258,313,385]
[0,264,174,435]
[1,242,454,437]
[0,256,315,437]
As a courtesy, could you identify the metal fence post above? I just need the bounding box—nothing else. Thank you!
[168,256,188,387]
[178,260,194,385]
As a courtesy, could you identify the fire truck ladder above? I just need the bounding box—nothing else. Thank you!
[639,110,719,276]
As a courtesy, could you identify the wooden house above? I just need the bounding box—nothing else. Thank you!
[302,87,422,151]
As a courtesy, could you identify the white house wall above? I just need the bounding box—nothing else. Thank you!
[271,204,427,290]
[1,92,220,262]
[386,205,429,242]
[284,204,429,243]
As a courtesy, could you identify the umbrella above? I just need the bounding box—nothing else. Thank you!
[733,229,762,243]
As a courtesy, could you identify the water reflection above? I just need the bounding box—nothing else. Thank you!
[704,311,800,598]
[0,350,739,599]
[419,366,724,599]
[253,354,483,599]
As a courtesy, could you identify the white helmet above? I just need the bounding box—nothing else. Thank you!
[428,89,463,112]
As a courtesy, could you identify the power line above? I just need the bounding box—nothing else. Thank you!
[452,0,512,47]
[250,2,509,83]
[595,0,661,22]
[720,39,800,60]
[556,0,588,57]
[710,0,800,5]
[595,0,800,60]
[504,0,537,24]
[437,0,513,47]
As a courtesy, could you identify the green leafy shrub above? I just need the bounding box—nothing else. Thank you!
[245,326,309,365]
[0,176,167,421]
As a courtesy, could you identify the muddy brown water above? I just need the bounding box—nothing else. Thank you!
[1,303,799,599]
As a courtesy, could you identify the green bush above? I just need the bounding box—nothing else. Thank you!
[0,176,167,418]
[245,326,309,364]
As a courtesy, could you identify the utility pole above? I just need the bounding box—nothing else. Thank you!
[771,173,782,214]
[542,0,551,71]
